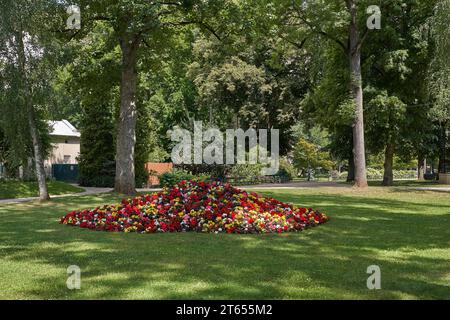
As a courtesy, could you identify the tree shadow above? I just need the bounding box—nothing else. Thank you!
[1,191,449,299]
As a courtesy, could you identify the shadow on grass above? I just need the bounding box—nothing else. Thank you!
[0,181,84,200]
[0,191,449,299]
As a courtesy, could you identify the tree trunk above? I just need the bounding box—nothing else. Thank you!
[114,35,140,195]
[382,143,394,186]
[348,0,368,188]
[16,28,49,201]
[28,110,50,201]
[418,155,425,181]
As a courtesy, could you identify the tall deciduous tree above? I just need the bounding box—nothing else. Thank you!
[365,92,406,186]
[59,0,232,194]
[274,0,372,187]
[0,0,54,200]
[362,0,438,185]
[428,0,450,175]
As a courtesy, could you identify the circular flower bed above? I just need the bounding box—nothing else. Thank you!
[60,181,329,234]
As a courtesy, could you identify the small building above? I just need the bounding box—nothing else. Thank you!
[45,120,80,181]
[47,120,80,164]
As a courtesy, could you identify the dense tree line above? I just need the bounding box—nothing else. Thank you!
[1,0,449,197]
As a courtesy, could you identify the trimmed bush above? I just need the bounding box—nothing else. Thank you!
[159,170,209,188]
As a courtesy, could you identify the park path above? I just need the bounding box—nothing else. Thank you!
[239,181,352,189]
[0,182,347,205]
[414,187,450,193]
[1,182,448,205]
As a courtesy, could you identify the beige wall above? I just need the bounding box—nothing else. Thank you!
[46,136,80,165]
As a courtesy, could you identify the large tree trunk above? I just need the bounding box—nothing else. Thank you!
[382,143,394,186]
[114,35,141,195]
[347,0,368,188]
[28,110,50,201]
[418,155,425,181]
[16,29,49,201]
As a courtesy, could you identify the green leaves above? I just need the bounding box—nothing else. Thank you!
[365,90,407,152]
[0,0,57,170]
[428,0,450,123]
[293,138,334,171]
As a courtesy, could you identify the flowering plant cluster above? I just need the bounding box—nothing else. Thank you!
[60,181,329,234]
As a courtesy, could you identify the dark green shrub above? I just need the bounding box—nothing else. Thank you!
[77,102,116,188]
[159,170,209,188]
[159,170,194,188]
[78,158,115,187]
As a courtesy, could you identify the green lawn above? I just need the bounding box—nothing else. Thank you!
[0,180,85,199]
[0,187,449,299]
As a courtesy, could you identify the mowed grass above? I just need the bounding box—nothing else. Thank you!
[0,187,449,299]
[0,180,85,199]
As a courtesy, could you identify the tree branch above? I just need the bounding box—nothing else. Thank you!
[279,34,308,50]
[151,1,183,6]
[290,1,348,53]
[142,38,151,48]
[355,27,369,54]
[163,20,222,41]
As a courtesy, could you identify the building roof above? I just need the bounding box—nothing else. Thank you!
[48,120,80,137]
